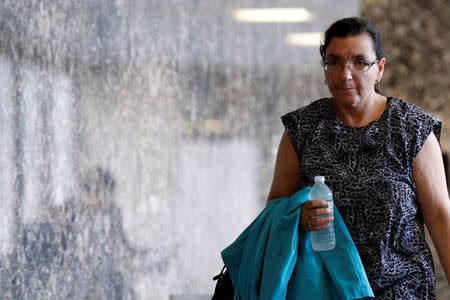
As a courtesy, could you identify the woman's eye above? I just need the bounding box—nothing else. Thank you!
[328,61,338,65]
[356,60,367,65]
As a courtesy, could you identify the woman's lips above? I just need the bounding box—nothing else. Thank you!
[338,87,357,92]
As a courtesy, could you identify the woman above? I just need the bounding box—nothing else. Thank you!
[266,17,450,298]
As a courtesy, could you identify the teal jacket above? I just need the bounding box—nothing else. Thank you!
[221,187,374,300]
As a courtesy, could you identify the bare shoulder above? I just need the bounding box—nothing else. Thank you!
[266,131,300,204]
[413,131,449,214]
[413,131,442,172]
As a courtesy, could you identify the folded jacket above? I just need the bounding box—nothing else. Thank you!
[221,187,374,300]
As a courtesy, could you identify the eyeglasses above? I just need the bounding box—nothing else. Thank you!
[323,58,378,73]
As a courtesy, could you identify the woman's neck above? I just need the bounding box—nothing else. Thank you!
[332,94,388,128]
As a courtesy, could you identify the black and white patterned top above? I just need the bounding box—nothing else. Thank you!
[281,97,442,299]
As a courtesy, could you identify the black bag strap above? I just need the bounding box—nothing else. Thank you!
[211,265,234,300]
[213,266,227,281]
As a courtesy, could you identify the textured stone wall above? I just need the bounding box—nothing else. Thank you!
[362,1,450,298]
[361,0,450,153]
[0,0,358,299]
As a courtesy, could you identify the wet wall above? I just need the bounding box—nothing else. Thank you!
[0,0,358,299]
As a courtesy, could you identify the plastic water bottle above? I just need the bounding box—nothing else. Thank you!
[309,176,335,251]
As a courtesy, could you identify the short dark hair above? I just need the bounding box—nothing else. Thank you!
[320,17,383,61]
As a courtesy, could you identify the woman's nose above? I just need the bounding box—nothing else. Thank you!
[340,64,353,80]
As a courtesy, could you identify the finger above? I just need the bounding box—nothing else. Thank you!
[311,207,333,217]
[301,202,332,231]
[308,200,331,208]
[311,216,334,227]
[305,215,333,231]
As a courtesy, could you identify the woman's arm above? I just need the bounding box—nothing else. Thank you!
[413,132,450,284]
[267,131,334,231]
[266,131,300,205]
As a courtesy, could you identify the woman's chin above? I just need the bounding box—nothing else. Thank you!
[333,94,362,108]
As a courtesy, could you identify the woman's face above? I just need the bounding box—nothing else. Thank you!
[324,33,385,108]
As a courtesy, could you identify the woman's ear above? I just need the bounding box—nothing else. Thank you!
[377,57,386,82]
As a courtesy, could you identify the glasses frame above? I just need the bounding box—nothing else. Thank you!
[323,59,378,73]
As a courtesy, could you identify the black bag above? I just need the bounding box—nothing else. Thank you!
[211,266,235,299]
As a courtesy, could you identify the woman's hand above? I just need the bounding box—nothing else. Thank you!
[301,200,334,231]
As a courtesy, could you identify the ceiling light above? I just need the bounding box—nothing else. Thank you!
[231,8,311,23]
[286,32,322,47]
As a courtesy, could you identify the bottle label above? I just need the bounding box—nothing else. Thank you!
[328,198,333,210]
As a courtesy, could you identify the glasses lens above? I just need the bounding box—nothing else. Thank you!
[325,59,376,72]
[325,61,340,72]
[353,60,369,72]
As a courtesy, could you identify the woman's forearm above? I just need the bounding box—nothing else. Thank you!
[426,210,450,284]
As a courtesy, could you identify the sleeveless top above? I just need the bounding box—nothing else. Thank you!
[281,97,442,299]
